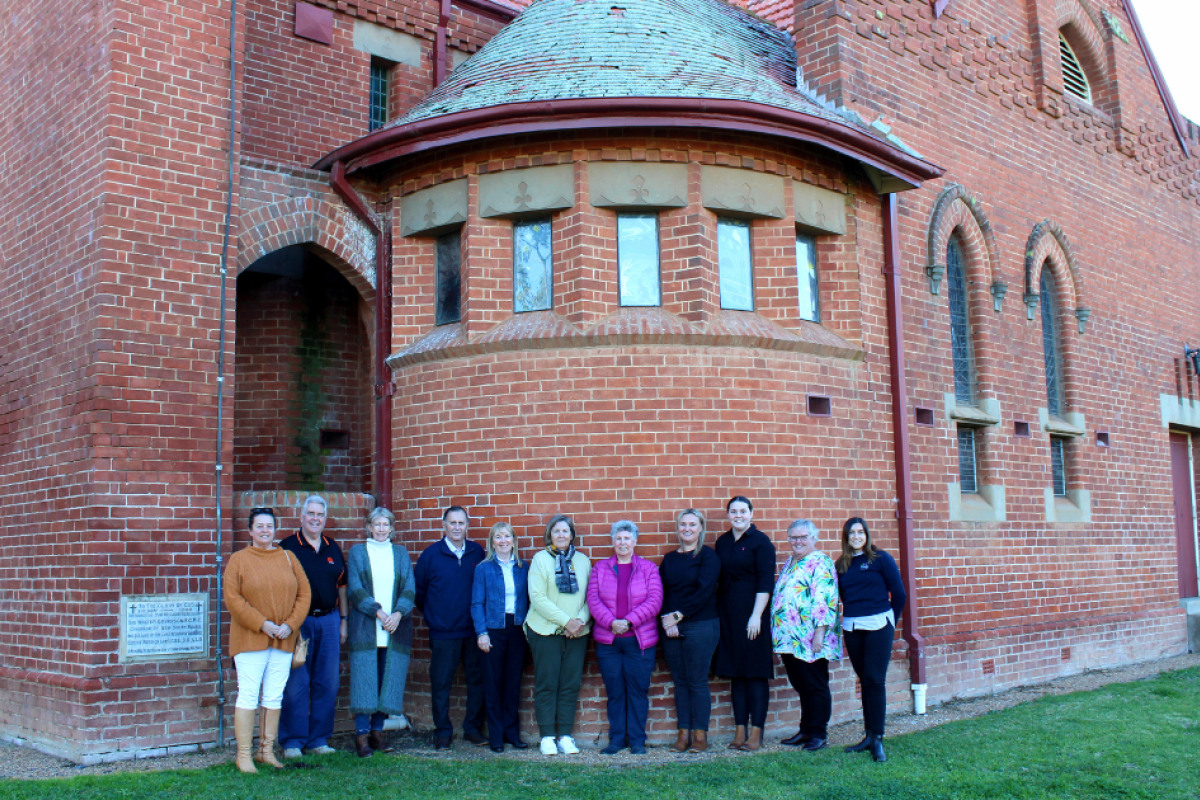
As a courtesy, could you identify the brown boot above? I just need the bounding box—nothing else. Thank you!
[687,730,708,753]
[368,730,393,753]
[741,726,763,751]
[355,734,374,758]
[234,708,258,774]
[254,708,284,768]
[728,725,746,750]
[670,729,691,752]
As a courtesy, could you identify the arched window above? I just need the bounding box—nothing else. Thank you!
[1058,32,1092,104]
[947,237,975,404]
[1039,269,1063,416]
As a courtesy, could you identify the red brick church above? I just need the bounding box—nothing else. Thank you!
[2,0,1197,762]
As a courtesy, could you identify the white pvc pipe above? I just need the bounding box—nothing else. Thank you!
[912,683,928,715]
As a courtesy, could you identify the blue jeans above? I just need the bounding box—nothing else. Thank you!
[595,637,656,748]
[279,612,340,750]
[355,647,388,734]
[660,617,719,730]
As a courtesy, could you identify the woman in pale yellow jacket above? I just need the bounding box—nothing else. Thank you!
[525,513,591,756]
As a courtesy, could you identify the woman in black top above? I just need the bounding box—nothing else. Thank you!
[712,496,775,752]
[836,517,906,763]
[658,508,721,754]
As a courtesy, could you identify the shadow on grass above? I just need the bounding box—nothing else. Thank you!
[4,668,1197,800]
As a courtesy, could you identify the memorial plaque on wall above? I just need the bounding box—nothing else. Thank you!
[119,593,209,663]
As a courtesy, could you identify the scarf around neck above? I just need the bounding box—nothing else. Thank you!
[548,544,579,594]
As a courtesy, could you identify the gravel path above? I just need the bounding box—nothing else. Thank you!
[3,652,1196,780]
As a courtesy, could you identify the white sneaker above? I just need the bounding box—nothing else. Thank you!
[282,747,303,759]
[557,735,579,755]
[539,736,558,755]
[302,745,337,755]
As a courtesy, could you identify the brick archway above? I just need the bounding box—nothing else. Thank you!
[927,182,1003,290]
[238,195,378,302]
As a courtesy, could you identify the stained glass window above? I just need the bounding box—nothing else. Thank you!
[369,60,389,132]
[1050,437,1067,496]
[617,214,660,306]
[1040,269,1062,416]
[514,218,553,313]
[957,426,978,493]
[796,233,819,322]
[947,237,976,404]
[718,218,753,311]
[435,230,461,325]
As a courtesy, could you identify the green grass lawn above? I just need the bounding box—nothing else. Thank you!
[4,667,1198,800]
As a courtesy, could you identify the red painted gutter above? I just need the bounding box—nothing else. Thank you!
[882,193,926,690]
[330,162,394,510]
[453,0,519,23]
[1120,0,1190,158]
[312,97,943,188]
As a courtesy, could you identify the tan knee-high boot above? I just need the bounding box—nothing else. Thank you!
[234,708,258,774]
[255,708,284,768]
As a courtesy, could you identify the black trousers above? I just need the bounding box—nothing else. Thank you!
[843,623,894,736]
[781,654,831,737]
[481,615,527,747]
[729,676,769,728]
[429,636,486,738]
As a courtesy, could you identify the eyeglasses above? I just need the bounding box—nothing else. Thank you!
[787,536,811,542]
[249,507,273,516]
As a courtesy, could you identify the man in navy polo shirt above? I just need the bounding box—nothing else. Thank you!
[415,505,486,750]
[278,495,347,757]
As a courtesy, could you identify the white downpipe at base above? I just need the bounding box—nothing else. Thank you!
[912,683,928,714]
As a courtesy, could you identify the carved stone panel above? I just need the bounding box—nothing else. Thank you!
[589,162,687,209]
[400,179,468,237]
[479,165,574,219]
[700,166,785,219]
[793,181,847,235]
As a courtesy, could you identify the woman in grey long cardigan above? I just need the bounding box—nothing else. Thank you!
[346,507,416,757]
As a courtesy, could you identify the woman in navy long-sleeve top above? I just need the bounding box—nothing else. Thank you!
[836,517,906,763]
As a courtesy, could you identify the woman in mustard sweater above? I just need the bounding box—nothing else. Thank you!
[224,507,311,773]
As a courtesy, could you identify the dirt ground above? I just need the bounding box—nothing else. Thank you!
[3,652,1196,780]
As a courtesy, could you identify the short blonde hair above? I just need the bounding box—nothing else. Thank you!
[485,521,524,567]
[675,508,707,550]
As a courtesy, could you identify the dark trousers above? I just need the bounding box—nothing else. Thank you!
[354,647,388,734]
[526,628,587,738]
[730,676,769,728]
[279,611,340,750]
[595,637,656,748]
[781,654,831,737]
[429,636,485,739]
[660,617,719,730]
[481,615,527,747]
[844,623,894,736]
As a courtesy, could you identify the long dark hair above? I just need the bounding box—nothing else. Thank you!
[836,516,878,573]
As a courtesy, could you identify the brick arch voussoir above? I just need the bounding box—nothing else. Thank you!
[927,183,1003,287]
[1055,1,1110,93]
[237,197,377,303]
[1024,220,1086,311]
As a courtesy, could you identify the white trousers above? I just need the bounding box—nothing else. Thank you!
[234,648,292,710]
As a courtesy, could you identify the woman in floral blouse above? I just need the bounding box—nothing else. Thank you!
[770,519,841,751]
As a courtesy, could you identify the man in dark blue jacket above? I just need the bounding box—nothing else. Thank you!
[415,505,486,749]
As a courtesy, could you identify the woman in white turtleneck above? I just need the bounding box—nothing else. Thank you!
[346,507,416,757]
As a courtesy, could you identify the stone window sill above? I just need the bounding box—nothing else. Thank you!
[948,483,1005,522]
[1044,489,1091,523]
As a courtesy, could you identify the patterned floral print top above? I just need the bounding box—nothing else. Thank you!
[770,551,842,662]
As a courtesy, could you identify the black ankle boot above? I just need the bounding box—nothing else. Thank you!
[780,729,808,746]
[844,734,873,753]
[869,735,886,763]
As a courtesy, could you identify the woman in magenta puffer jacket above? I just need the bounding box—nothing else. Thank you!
[587,520,663,755]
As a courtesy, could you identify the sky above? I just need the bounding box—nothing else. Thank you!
[1131,0,1200,123]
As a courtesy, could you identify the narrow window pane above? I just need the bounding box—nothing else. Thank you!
[1040,270,1062,416]
[435,230,461,325]
[514,218,553,313]
[957,426,978,493]
[796,233,819,322]
[1050,437,1067,496]
[947,238,975,404]
[718,218,754,311]
[617,214,660,306]
[369,61,389,132]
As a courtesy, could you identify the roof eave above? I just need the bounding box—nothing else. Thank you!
[313,98,944,191]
